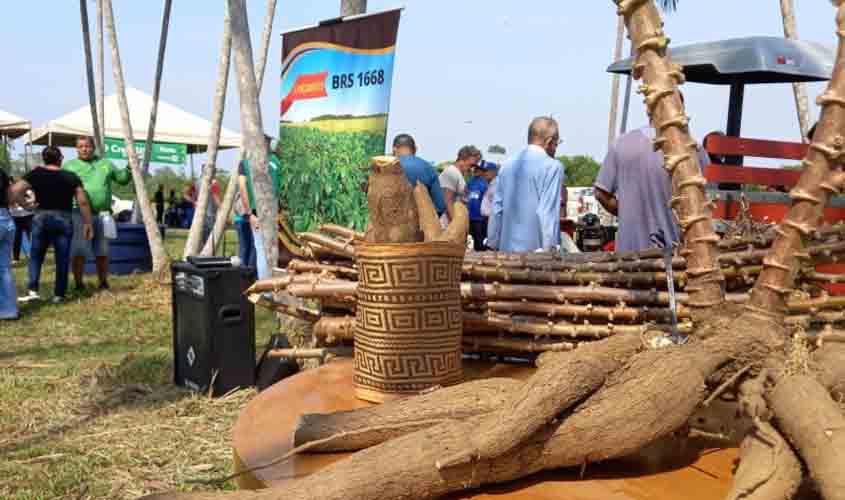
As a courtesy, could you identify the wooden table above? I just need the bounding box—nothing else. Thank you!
[232,359,741,499]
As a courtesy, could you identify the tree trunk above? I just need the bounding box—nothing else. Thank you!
[780,0,812,142]
[131,0,173,225]
[340,0,367,16]
[619,0,725,317]
[141,0,173,177]
[79,0,104,154]
[227,0,278,272]
[254,0,277,93]
[96,0,106,152]
[184,1,232,259]
[200,0,278,257]
[748,2,845,315]
[607,15,625,148]
[102,0,169,276]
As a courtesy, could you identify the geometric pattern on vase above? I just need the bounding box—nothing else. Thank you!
[354,242,465,402]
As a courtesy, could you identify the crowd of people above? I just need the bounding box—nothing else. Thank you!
[3,98,788,321]
[0,136,130,321]
[390,102,733,257]
[391,116,565,253]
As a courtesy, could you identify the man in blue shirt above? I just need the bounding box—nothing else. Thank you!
[487,117,565,252]
[392,134,446,216]
[466,160,497,250]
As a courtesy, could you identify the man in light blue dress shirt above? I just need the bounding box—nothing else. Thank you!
[486,117,565,252]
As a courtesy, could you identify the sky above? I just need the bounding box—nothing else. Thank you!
[0,0,838,172]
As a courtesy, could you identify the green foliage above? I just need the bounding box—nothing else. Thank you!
[558,154,602,187]
[111,166,230,203]
[435,161,451,173]
[277,125,377,232]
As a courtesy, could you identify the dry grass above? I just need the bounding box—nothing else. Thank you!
[0,229,276,499]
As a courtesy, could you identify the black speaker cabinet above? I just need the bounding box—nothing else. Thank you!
[171,261,256,397]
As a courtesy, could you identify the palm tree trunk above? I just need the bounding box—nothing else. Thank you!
[340,0,367,16]
[96,0,105,151]
[607,15,625,147]
[227,0,278,271]
[80,0,104,154]
[185,1,233,258]
[102,0,170,276]
[142,0,173,177]
[130,0,172,225]
[198,0,278,257]
[254,0,277,94]
[619,0,726,316]
[780,0,811,141]
[749,2,845,314]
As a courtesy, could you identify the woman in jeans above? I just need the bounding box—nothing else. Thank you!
[0,167,18,319]
[10,146,93,304]
[11,202,33,262]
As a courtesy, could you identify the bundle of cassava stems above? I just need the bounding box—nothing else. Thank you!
[252,220,845,358]
[145,1,845,499]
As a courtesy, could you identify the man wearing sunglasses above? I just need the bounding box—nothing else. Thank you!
[486,116,565,252]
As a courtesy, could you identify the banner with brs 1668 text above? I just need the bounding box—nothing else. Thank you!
[279,9,402,232]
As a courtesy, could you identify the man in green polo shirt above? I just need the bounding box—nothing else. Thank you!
[238,138,282,280]
[64,136,132,290]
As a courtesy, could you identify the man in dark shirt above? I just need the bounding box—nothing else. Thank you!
[154,185,165,225]
[10,146,93,303]
[391,134,447,216]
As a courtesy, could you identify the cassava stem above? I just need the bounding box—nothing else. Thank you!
[617,0,725,313]
[749,1,845,316]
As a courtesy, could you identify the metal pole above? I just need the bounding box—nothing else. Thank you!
[619,43,636,136]
[725,82,745,165]
[607,15,625,147]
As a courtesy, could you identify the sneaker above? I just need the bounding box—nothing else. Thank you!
[50,296,64,305]
[18,290,41,303]
[98,282,110,291]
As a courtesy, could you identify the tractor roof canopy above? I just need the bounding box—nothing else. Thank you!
[607,36,834,85]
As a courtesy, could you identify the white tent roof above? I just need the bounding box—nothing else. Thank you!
[25,87,241,153]
[0,109,31,139]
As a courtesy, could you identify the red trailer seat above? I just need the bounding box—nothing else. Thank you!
[703,135,845,294]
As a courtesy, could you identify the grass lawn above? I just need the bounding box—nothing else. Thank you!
[0,228,278,499]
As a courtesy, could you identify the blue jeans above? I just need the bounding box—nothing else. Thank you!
[253,227,269,280]
[236,218,256,269]
[28,211,73,298]
[0,209,18,319]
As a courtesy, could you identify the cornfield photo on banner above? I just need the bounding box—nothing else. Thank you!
[277,124,379,232]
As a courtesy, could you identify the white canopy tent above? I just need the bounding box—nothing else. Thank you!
[25,87,241,153]
[0,109,31,139]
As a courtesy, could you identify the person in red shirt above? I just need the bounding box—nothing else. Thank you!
[202,178,222,246]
